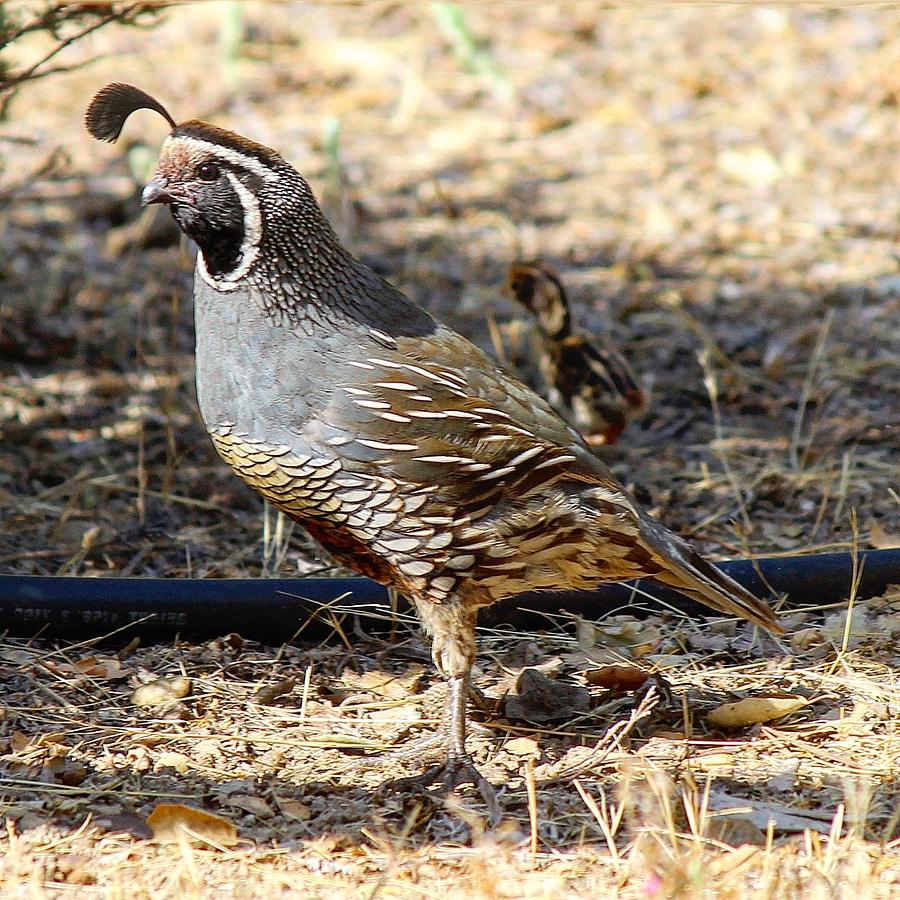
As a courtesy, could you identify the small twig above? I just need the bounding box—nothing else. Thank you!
[136,420,147,527]
[831,451,853,526]
[574,779,623,865]
[0,4,165,117]
[541,686,658,785]
[88,475,228,511]
[789,309,834,471]
[525,757,539,863]
[830,509,865,672]
[299,664,313,723]
[697,348,753,534]
[485,311,508,366]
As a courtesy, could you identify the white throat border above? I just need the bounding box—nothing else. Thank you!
[197,171,263,291]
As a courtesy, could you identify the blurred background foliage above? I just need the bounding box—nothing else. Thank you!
[0,1,897,579]
[0,2,167,119]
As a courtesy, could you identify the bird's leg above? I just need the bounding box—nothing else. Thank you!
[444,672,468,758]
[365,599,501,824]
[419,597,477,766]
[433,672,501,824]
[349,674,490,768]
[370,670,499,825]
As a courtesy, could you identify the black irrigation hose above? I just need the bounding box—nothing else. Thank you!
[0,549,897,644]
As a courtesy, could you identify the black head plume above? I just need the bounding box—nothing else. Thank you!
[85,83,177,143]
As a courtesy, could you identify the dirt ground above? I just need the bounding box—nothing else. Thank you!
[1,2,899,897]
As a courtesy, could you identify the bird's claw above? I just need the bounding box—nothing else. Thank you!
[377,754,501,827]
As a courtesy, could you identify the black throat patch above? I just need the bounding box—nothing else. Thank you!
[171,179,247,278]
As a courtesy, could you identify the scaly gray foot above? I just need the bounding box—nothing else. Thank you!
[379,752,501,827]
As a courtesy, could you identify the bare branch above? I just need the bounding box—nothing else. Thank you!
[0,2,172,119]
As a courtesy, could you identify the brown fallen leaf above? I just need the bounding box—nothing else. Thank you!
[822,608,871,649]
[504,737,540,758]
[584,664,649,692]
[251,678,296,705]
[707,695,807,730]
[708,790,834,834]
[561,647,622,671]
[341,665,424,699]
[708,844,761,876]
[132,676,192,707]
[497,640,548,671]
[154,751,192,774]
[277,798,311,822]
[0,649,36,665]
[47,756,89,786]
[72,655,129,680]
[223,794,274,818]
[630,641,659,659]
[146,803,238,846]
[705,815,767,847]
[868,520,900,549]
[789,627,822,652]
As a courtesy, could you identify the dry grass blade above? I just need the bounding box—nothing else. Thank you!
[789,310,834,472]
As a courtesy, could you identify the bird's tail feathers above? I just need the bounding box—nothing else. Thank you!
[640,520,782,633]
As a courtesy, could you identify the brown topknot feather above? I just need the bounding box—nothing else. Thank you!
[85,83,177,143]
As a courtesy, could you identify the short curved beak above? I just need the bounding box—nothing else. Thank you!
[142,179,174,206]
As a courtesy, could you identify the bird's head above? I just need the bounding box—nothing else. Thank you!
[505,261,572,340]
[85,83,319,291]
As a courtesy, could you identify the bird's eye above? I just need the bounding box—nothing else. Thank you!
[197,162,220,182]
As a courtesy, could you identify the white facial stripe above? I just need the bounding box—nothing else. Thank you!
[174,136,280,182]
[197,171,263,291]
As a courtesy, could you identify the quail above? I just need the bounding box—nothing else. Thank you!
[505,261,648,446]
[86,84,781,822]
